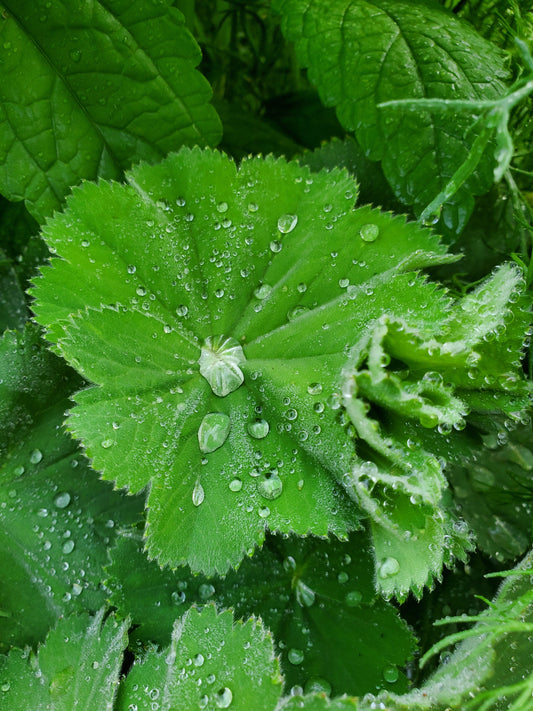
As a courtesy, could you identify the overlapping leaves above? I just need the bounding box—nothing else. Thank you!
[31,147,530,596]
[0,0,221,222]
[273,0,510,233]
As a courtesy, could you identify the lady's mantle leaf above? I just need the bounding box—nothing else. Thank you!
[0,609,128,710]
[31,146,458,576]
[273,0,509,232]
[0,325,143,653]
[105,533,415,697]
[0,0,221,222]
[116,605,283,711]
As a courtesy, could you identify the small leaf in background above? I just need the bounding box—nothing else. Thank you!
[273,0,510,234]
[106,532,416,698]
[0,610,128,710]
[0,325,143,652]
[0,0,221,222]
[116,605,283,711]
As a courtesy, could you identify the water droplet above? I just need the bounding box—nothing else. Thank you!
[277,214,298,234]
[359,223,380,242]
[101,439,114,449]
[192,479,205,507]
[215,687,233,708]
[287,306,309,321]
[283,556,296,572]
[297,282,307,293]
[198,412,231,453]
[254,284,272,300]
[127,264,136,274]
[247,418,269,439]
[62,540,75,555]
[1,682,10,692]
[383,665,399,683]
[258,506,270,518]
[30,449,42,464]
[193,653,205,667]
[304,678,331,695]
[307,382,322,395]
[176,304,188,317]
[69,48,81,62]
[256,472,283,500]
[229,478,243,492]
[199,336,246,397]
[54,492,71,509]
[337,571,349,584]
[216,202,228,213]
[288,648,304,665]
[270,240,282,253]
[296,580,316,607]
[378,557,400,579]
[345,590,362,606]
[198,583,215,600]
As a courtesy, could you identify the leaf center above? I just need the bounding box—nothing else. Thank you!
[198,335,246,397]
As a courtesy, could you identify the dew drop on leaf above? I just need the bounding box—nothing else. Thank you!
[307,382,322,395]
[247,418,269,439]
[288,648,304,665]
[258,506,270,518]
[359,223,380,242]
[254,284,272,300]
[345,590,362,606]
[215,687,233,708]
[378,557,400,579]
[30,449,43,464]
[192,479,205,507]
[304,677,332,695]
[199,336,246,397]
[383,665,399,683]
[296,580,316,607]
[198,412,231,453]
[228,478,242,492]
[62,540,75,555]
[277,213,298,234]
[176,304,188,317]
[256,472,283,500]
[54,492,71,509]
[198,583,215,599]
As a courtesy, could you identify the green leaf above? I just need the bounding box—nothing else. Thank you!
[0,609,128,710]
[273,0,510,231]
[0,0,221,222]
[0,325,143,652]
[0,247,26,332]
[364,549,533,710]
[31,146,460,576]
[106,533,416,697]
[116,605,283,711]
[278,694,360,710]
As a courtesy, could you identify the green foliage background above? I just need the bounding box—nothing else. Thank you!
[0,1,532,709]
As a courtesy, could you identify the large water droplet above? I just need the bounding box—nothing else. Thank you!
[229,478,243,492]
[30,449,43,464]
[199,336,246,397]
[383,665,399,683]
[54,492,71,509]
[254,284,272,300]
[192,479,205,507]
[304,678,331,695]
[378,557,400,579]
[215,687,233,708]
[296,580,316,607]
[277,214,298,234]
[345,590,362,606]
[256,472,283,500]
[198,413,231,453]
[69,48,81,62]
[288,648,304,665]
[359,223,380,242]
[247,418,269,439]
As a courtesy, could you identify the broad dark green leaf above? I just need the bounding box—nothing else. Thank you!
[106,533,415,697]
[0,325,143,652]
[116,605,283,711]
[31,146,461,580]
[0,0,221,221]
[273,0,509,232]
[0,609,128,710]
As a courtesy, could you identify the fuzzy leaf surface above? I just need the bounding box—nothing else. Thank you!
[116,605,283,711]
[0,325,143,652]
[273,0,509,230]
[0,609,128,710]
[0,0,221,221]
[32,146,461,576]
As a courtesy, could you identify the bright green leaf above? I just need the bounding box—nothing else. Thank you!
[273,0,510,232]
[116,605,283,711]
[0,325,143,652]
[0,609,128,710]
[0,0,221,221]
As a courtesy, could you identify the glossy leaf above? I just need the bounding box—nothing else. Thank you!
[0,0,221,221]
[273,0,510,231]
[0,325,143,652]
